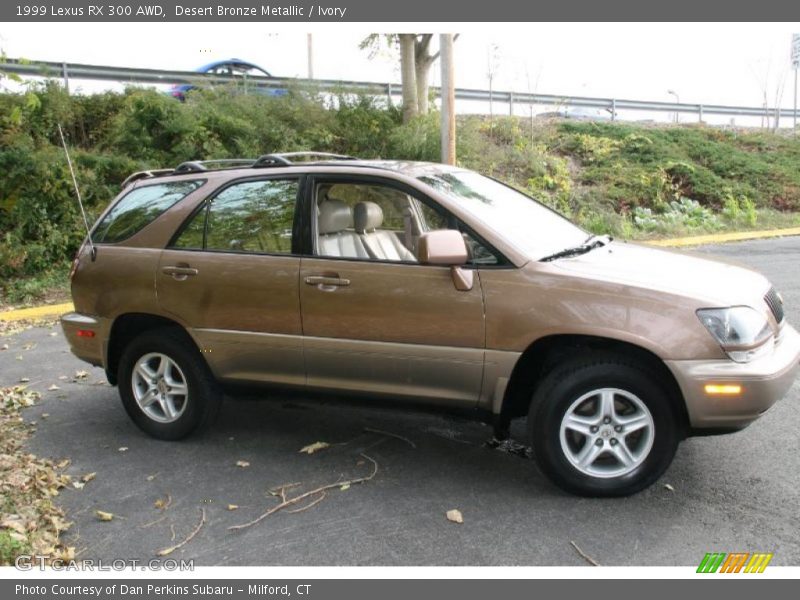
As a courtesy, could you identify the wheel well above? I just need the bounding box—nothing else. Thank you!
[106,313,194,385]
[499,335,689,433]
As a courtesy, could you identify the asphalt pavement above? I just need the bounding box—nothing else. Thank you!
[2,236,798,566]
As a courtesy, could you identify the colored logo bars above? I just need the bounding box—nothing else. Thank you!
[697,552,773,573]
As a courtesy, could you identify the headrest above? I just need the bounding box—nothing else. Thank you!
[354,201,384,233]
[318,199,353,235]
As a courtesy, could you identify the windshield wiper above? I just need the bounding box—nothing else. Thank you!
[539,235,611,262]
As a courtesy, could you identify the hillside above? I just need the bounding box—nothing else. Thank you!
[1,83,799,302]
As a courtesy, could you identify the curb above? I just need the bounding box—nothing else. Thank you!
[0,302,74,322]
[645,226,800,248]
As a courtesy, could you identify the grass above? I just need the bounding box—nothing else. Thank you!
[456,117,800,239]
[0,266,70,308]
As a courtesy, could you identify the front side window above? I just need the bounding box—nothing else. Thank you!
[173,179,298,254]
[313,181,498,265]
[94,180,203,244]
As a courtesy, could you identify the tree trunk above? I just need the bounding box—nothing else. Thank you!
[399,34,418,123]
[416,59,430,115]
[414,34,435,115]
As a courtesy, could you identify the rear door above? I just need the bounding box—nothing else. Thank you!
[157,176,305,386]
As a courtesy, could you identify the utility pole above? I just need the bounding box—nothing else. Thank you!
[792,33,799,136]
[307,33,314,79]
[440,34,456,165]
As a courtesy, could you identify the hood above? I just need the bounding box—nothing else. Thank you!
[551,241,771,308]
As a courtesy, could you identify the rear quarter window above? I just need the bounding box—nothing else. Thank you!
[93,180,203,243]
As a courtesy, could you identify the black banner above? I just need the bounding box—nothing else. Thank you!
[3,580,799,600]
[3,0,800,22]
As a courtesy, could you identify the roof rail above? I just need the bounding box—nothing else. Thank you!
[121,153,359,187]
[252,152,356,168]
[173,158,256,174]
[120,168,175,188]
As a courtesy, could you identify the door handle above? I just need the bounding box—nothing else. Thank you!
[162,265,199,280]
[304,275,351,289]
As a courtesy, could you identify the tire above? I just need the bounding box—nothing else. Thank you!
[117,328,222,440]
[528,353,679,497]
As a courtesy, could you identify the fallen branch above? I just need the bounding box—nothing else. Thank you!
[570,540,600,566]
[286,491,327,514]
[364,427,416,449]
[140,514,167,529]
[156,507,206,556]
[229,454,378,531]
[269,482,301,503]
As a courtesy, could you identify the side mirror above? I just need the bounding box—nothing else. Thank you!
[417,230,474,292]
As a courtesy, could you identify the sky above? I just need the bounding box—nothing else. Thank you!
[2,22,800,124]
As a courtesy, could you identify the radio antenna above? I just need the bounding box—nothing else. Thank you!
[57,123,96,261]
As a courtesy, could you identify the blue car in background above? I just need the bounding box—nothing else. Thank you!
[169,59,288,101]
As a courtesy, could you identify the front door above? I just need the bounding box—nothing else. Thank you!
[299,177,486,406]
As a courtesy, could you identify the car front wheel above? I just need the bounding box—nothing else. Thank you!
[529,354,680,497]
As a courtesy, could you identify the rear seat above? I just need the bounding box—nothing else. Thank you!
[354,201,416,262]
[317,199,370,258]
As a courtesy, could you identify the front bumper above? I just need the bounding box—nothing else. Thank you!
[666,324,800,430]
[60,312,109,368]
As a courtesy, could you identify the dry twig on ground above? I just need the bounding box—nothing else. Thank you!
[229,454,378,531]
[156,507,206,556]
[363,427,416,448]
[570,540,600,566]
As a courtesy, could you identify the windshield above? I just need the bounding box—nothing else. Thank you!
[419,171,587,260]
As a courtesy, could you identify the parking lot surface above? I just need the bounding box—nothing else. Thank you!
[2,237,798,566]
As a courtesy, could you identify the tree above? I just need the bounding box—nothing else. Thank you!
[360,34,458,123]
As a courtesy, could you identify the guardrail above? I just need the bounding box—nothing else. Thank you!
[1,58,796,122]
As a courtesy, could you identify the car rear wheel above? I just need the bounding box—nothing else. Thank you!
[529,354,679,497]
[118,329,222,440]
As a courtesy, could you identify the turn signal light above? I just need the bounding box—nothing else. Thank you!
[704,384,742,396]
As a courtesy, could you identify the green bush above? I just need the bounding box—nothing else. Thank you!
[2,84,800,289]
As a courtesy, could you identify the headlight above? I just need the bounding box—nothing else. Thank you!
[696,307,773,362]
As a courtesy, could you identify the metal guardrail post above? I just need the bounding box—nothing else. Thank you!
[699,104,704,123]
[387,83,393,107]
[611,98,616,121]
[62,62,69,95]
[509,92,514,116]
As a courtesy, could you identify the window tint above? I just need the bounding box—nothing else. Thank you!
[174,179,298,254]
[172,205,206,250]
[94,181,202,244]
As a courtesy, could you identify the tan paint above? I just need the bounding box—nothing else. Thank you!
[62,160,800,431]
[300,257,485,404]
[157,250,304,383]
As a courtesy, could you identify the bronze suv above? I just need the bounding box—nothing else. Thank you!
[62,152,800,496]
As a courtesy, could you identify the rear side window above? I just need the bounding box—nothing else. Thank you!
[93,181,203,243]
[173,178,298,254]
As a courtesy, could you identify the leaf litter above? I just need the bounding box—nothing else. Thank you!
[0,385,73,563]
